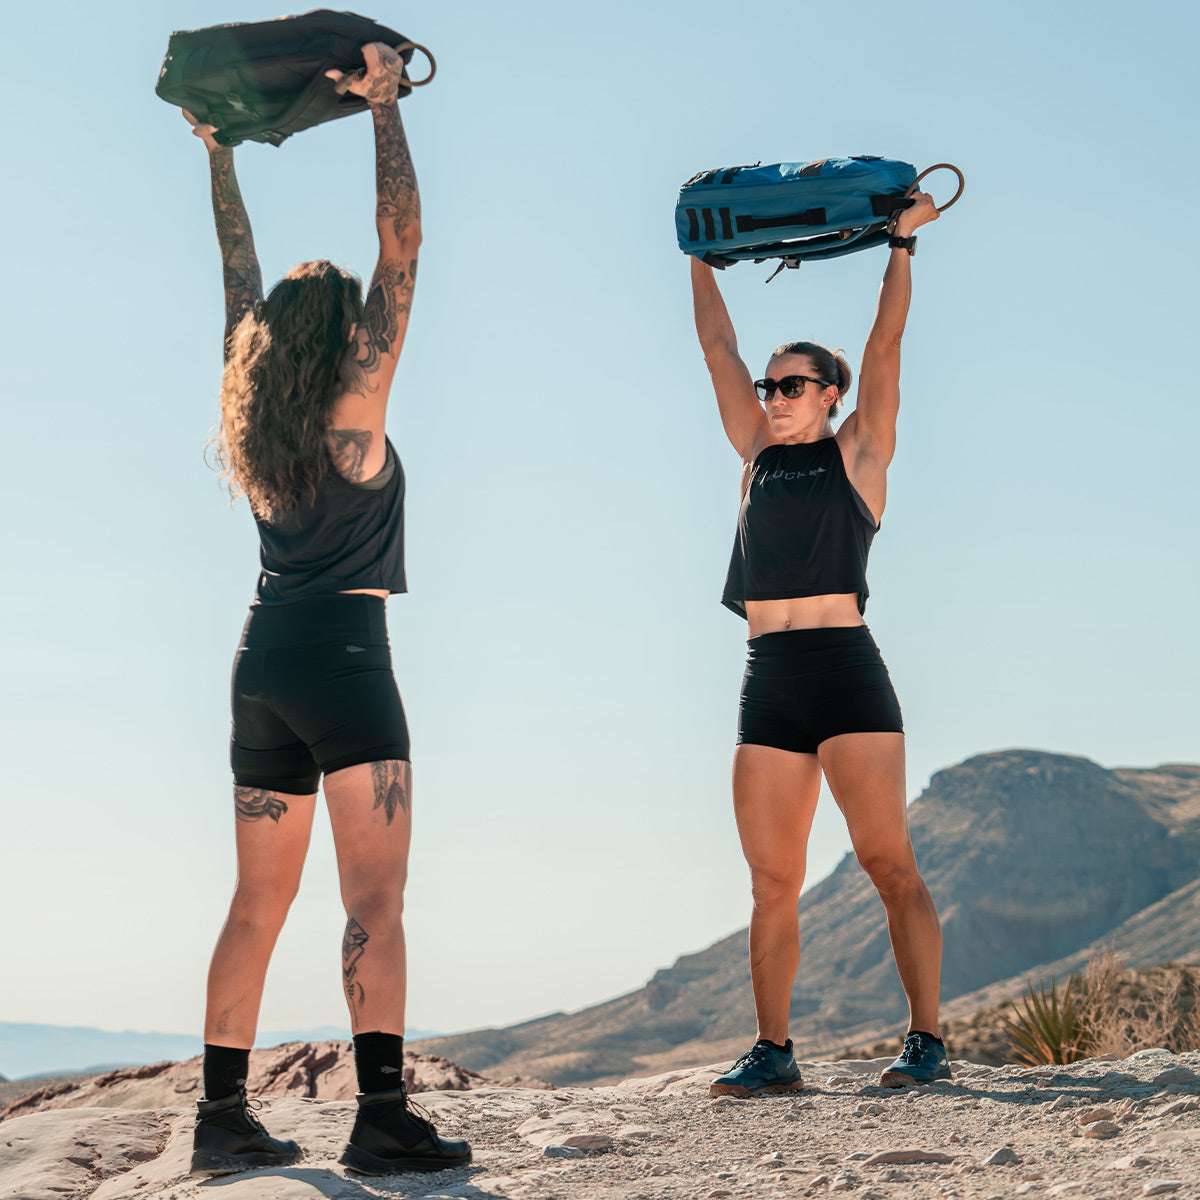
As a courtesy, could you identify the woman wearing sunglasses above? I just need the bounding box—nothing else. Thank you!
[183,43,469,1177]
[690,190,948,1095]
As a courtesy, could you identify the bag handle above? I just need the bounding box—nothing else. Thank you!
[332,41,437,95]
[908,163,965,213]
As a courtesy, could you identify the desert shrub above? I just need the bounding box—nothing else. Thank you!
[1003,950,1200,1066]
[1076,948,1200,1056]
[1003,977,1089,1065]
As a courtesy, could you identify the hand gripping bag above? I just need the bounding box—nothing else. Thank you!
[676,156,939,272]
[155,9,435,148]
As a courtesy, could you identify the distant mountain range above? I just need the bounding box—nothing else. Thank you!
[11,751,1197,1089]
[0,1024,441,1081]
[417,750,1200,1084]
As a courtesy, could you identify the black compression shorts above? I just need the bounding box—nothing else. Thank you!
[230,594,410,795]
[737,625,903,755]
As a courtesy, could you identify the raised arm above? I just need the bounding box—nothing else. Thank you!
[691,257,769,462]
[184,111,264,358]
[333,44,421,413]
[842,191,939,468]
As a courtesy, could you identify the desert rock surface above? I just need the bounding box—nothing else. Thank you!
[3,1049,1198,1199]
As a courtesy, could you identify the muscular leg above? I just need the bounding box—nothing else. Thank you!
[325,760,413,1035]
[818,732,942,1034]
[732,744,823,1045]
[204,787,317,1047]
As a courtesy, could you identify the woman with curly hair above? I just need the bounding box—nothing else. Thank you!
[184,43,469,1177]
[692,193,950,1096]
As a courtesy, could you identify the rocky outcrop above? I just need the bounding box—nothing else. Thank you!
[418,752,1200,1084]
[0,1042,550,1122]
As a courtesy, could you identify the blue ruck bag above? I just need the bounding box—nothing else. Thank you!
[676,156,917,271]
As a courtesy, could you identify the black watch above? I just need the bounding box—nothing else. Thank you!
[888,234,917,256]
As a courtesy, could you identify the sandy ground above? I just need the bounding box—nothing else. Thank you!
[2,1049,1198,1200]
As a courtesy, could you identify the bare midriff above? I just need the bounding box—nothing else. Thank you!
[744,593,865,638]
[339,588,391,599]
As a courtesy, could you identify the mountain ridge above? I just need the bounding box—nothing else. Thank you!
[417,750,1200,1083]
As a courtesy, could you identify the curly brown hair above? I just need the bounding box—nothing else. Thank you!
[216,260,364,522]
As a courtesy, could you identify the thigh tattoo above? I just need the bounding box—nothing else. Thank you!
[370,761,411,824]
[234,786,289,823]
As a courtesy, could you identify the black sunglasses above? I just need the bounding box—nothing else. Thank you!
[753,374,835,402]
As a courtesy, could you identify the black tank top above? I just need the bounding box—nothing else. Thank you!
[253,439,406,605]
[722,437,878,618]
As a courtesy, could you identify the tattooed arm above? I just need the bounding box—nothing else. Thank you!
[184,110,264,359]
[325,44,421,482]
[210,148,264,357]
[351,94,420,393]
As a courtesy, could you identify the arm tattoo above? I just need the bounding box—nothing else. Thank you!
[370,760,411,824]
[360,53,401,106]
[209,147,264,355]
[342,917,369,1023]
[327,427,373,482]
[340,259,416,397]
[334,100,419,396]
[370,102,420,238]
[234,786,288,823]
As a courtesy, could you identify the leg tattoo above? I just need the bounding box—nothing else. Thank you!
[343,917,370,1023]
[234,786,288,823]
[370,761,411,824]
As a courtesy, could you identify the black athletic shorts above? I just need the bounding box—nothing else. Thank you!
[230,594,410,795]
[737,625,904,755]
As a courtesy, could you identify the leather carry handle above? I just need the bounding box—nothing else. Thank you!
[908,163,965,213]
[332,41,437,95]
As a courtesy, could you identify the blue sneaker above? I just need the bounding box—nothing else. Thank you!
[879,1032,952,1087]
[709,1039,804,1097]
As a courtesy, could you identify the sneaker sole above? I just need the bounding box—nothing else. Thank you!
[709,1079,805,1098]
[189,1147,303,1177]
[340,1143,472,1175]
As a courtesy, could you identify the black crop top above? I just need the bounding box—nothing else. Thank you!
[253,438,407,605]
[721,437,878,618]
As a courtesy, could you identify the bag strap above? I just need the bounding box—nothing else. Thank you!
[886,163,965,233]
[760,223,893,281]
[331,41,437,95]
[908,163,965,212]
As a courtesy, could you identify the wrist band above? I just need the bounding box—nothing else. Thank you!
[888,234,917,256]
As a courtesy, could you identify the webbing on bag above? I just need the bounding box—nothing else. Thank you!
[736,208,827,234]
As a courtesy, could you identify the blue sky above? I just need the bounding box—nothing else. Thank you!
[2,0,1197,1043]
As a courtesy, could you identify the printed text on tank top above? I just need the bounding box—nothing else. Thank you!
[722,437,878,633]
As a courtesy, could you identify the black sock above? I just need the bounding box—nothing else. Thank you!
[758,1037,792,1054]
[907,1030,944,1045]
[353,1031,405,1094]
[202,1044,250,1100]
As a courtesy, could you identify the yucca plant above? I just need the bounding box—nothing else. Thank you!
[1003,975,1091,1065]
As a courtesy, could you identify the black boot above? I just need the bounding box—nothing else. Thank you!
[340,1085,472,1174]
[190,1087,303,1177]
